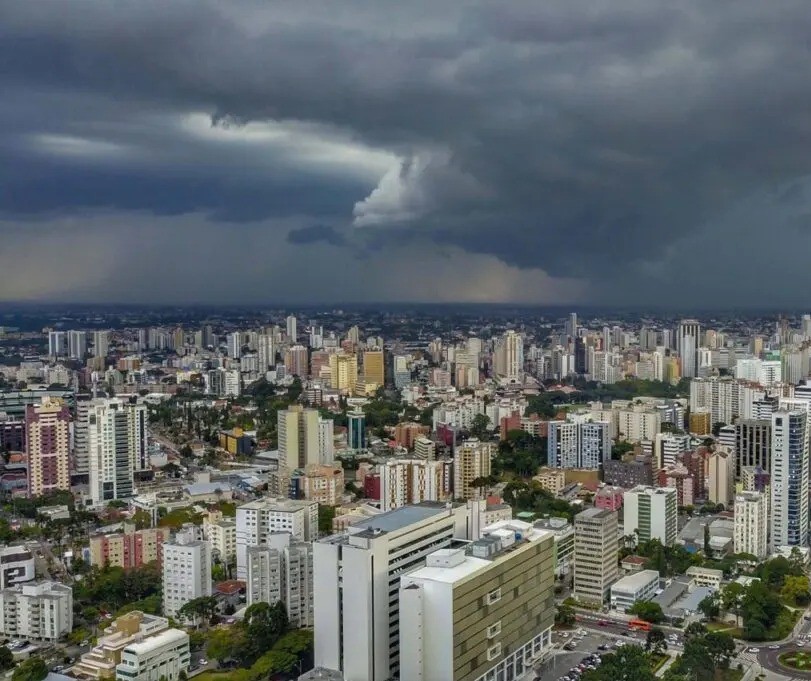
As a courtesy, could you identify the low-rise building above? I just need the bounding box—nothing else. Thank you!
[299,465,345,506]
[685,566,723,590]
[610,570,660,613]
[116,628,190,681]
[0,581,72,641]
[594,486,623,512]
[533,468,566,495]
[90,524,171,569]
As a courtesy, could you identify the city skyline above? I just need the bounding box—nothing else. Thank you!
[4,2,811,305]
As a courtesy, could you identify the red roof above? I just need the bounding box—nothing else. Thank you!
[215,580,245,595]
[622,555,648,565]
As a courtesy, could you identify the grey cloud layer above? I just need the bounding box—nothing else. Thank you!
[2,0,811,303]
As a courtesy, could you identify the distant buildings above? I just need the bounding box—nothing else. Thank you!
[25,397,71,497]
[548,417,610,469]
[379,459,449,511]
[573,508,618,605]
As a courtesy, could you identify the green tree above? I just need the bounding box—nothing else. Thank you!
[720,582,744,625]
[628,600,664,623]
[177,595,219,628]
[697,593,720,620]
[242,601,289,664]
[0,646,13,671]
[206,626,246,662]
[12,657,47,681]
[555,603,576,627]
[318,505,337,535]
[741,579,784,640]
[581,644,655,681]
[470,413,491,440]
[645,628,667,656]
[683,622,707,644]
[781,574,811,606]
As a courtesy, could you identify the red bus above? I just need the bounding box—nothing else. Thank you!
[628,619,652,632]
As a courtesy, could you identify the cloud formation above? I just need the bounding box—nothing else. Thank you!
[2,0,811,304]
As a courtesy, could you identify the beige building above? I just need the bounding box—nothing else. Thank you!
[329,353,358,393]
[278,405,321,472]
[26,397,71,497]
[301,464,345,506]
[89,525,170,569]
[453,439,492,500]
[573,508,618,605]
[708,448,735,506]
[116,628,189,681]
[399,520,555,681]
[533,468,566,495]
[202,512,237,563]
[363,349,385,388]
[71,611,169,680]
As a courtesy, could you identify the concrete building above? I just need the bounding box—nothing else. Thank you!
[202,514,237,564]
[548,418,610,469]
[71,611,169,680]
[573,508,618,605]
[161,532,212,618]
[707,449,734,507]
[299,465,344,506]
[610,570,660,613]
[533,468,566,495]
[329,354,358,394]
[90,525,170,569]
[654,432,691,469]
[594,486,623,512]
[246,536,314,628]
[279,406,322,473]
[399,520,555,681]
[678,319,700,378]
[93,330,110,358]
[380,459,448,511]
[533,517,574,578]
[363,350,385,388]
[453,439,492,500]
[25,397,71,497]
[314,503,472,681]
[236,498,318,579]
[602,455,655,488]
[770,410,809,548]
[685,566,724,590]
[733,491,768,559]
[623,486,678,546]
[0,546,35,589]
[347,409,366,450]
[0,581,72,641]
[413,436,436,461]
[116,628,190,681]
[735,419,771,477]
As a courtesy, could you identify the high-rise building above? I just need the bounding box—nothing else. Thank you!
[318,417,335,464]
[235,498,318,579]
[573,508,618,605]
[0,582,73,641]
[623,486,678,546]
[299,465,344,506]
[286,315,297,342]
[162,531,212,618]
[314,503,472,681]
[348,409,367,450]
[284,345,309,378]
[770,410,809,548]
[278,405,321,472]
[734,419,771,477]
[677,319,700,378]
[453,438,492,500]
[93,330,109,358]
[733,491,768,559]
[329,353,358,393]
[707,449,734,507]
[25,397,71,497]
[363,349,385,387]
[67,330,87,360]
[226,332,241,360]
[494,330,524,382]
[393,354,411,389]
[379,459,448,511]
[399,520,555,681]
[87,398,148,506]
[654,432,691,468]
[548,418,610,469]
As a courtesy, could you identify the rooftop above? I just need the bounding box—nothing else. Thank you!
[122,628,187,655]
[350,502,449,534]
[611,569,660,592]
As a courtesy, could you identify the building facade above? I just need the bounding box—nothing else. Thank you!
[90,525,170,569]
[623,486,678,546]
[573,508,618,605]
[161,533,212,618]
[0,581,73,641]
[733,491,768,560]
[25,397,71,497]
[770,410,809,548]
[116,628,190,681]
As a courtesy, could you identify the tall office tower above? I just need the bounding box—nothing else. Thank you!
[770,410,810,548]
[137,328,147,351]
[639,327,658,351]
[573,508,618,605]
[162,531,212,617]
[73,397,92,479]
[47,331,66,358]
[346,325,360,346]
[677,319,701,378]
[363,349,385,387]
[623,486,678,546]
[453,439,492,500]
[67,330,87,359]
[399,521,555,681]
[566,312,578,339]
[286,315,297,342]
[314,503,472,681]
[284,345,309,378]
[733,491,768,559]
[574,337,587,374]
[734,419,771,477]
[380,459,447,511]
[347,409,367,450]
[246,536,314,628]
[87,398,148,505]
[548,418,611,469]
[707,449,734,506]
[92,330,109,358]
[256,334,275,372]
[318,417,335,465]
[226,332,241,360]
[25,398,71,497]
[329,353,358,393]
[235,498,318,579]
[494,330,524,381]
[278,405,321,472]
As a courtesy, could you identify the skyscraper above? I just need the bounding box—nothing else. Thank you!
[453,439,492,500]
[284,345,309,378]
[47,331,66,358]
[67,330,87,359]
[733,491,768,559]
[286,315,297,342]
[227,332,241,360]
[677,319,700,379]
[347,409,367,450]
[25,398,71,497]
[770,410,809,548]
[93,330,109,358]
[329,353,358,393]
[573,508,618,605]
[494,330,523,382]
[278,405,321,472]
[363,349,385,387]
[548,418,610,469]
[623,486,678,546]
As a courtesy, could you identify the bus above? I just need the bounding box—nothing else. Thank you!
[628,619,652,632]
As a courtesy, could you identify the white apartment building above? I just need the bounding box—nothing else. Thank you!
[623,486,678,546]
[453,439,492,500]
[573,508,618,605]
[707,449,734,506]
[399,521,555,681]
[610,570,660,613]
[116,628,190,681]
[0,546,36,589]
[548,417,610,469]
[203,516,236,563]
[314,503,472,681]
[654,432,691,468]
[235,498,318,579]
[770,410,809,549]
[616,407,662,443]
[0,581,72,641]
[380,459,447,511]
[529,517,574,578]
[161,533,212,618]
[734,491,768,559]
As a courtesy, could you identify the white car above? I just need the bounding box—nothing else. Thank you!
[747,648,759,653]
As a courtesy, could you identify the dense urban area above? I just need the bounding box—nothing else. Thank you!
[1,305,811,681]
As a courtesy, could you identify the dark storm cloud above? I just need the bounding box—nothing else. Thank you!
[3,0,811,302]
[287,225,347,247]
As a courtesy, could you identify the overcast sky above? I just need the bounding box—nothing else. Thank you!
[3,0,811,306]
